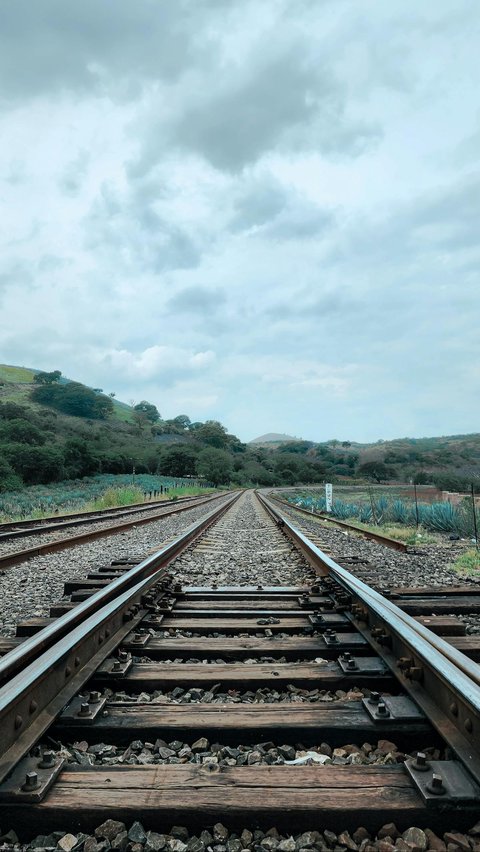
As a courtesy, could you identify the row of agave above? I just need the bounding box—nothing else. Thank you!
[290,494,477,537]
[0,473,194,521]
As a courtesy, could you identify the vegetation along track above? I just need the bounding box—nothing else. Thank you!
[0,492,228,570]
[0,490,480,848]
[271,495,409,551]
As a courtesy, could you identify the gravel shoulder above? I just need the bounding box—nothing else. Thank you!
[0,494,231,636]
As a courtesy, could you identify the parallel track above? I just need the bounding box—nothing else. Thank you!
[0,490,479,838]
[271,494,409,551]
[0,493,212,540]
[0,491,230,570]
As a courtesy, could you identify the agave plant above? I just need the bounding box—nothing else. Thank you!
[359,505,373,523]
[388,499,412,525]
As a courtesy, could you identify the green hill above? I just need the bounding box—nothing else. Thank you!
[0,364,134,423]
[1,364,478,494]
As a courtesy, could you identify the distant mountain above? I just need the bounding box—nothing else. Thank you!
[249,432,301,445]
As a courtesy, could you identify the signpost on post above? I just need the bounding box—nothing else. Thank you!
[325,483,333,513]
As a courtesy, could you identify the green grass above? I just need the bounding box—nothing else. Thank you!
[450,548,480,578]
[86,485,147,510]
[85,483,212,511]
[0,363,135,423]
[110,400,135,422]
[0,364,35,383]
[342,519,437,546]
[0,475,212,522]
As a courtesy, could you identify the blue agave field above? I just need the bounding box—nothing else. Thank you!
[288,492,477,537]
[0,473,197,521]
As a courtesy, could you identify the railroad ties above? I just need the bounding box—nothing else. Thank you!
[0,490,479,839]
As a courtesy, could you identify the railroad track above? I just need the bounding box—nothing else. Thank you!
[271,494,410,551]
[0,490,479,846]
[0,491,227,570]
[0,493,211,539]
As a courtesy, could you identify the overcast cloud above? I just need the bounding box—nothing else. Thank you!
[0,0,479,442]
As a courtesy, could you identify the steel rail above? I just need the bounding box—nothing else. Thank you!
[0,493,213,541]
[0,490,242,784]
[0,491,240,683]
[258,491,480,783]
[0,491,234,570]
[270,494,408,552]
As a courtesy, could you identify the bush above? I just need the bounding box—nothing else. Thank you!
[31,382,114,419]
[196,448,232,485]
[0,457,23,492]
[6,444,65,484]
[0,418,45,445]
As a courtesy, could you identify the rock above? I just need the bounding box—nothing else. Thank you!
[131,844,144,852]
[393,841,410,852]
[169,841,187,852]
[171,828,189,841]
[128,822,147,844]
[192,738,209,752]
[111,831,128,851]
[145,831,168,852]
[261,839,278,850]
[296,831,321,849]
[402,828,427,851]
[376,740,398,755]
[30,835,49,849]
[378,825,400,841]
[347,752,364,765]
[0,829,19,845]
[226,839,242,852]
[424,830,446,852]
[241,831,253,847]
[200,831,213,846]
[95,820,127,842]
[214,825,229,842]
[84,839,103,852]
[158,747,176,759]
[352,830,370,846]
[278,839,296,852]
[186,839,204,852]
[377,843,395,852]
[57,837,78,852]
[323,833,337,849]
[278,745,296,761]
[337,833,358,850]
[470,823,480,838]
[443,836,470,852]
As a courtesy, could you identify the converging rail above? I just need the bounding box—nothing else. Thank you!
[0,493,212,540]
[271,493,409,551]
[0,489,479,839]
[0,491,230,570]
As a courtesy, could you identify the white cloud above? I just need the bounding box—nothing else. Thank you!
[0,0,479,441]
[100,346,216,381]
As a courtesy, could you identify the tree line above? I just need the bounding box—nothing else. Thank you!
[0,371,477,493]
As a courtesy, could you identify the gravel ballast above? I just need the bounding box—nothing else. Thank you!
[3,818,480,851]
[0,494,232,636]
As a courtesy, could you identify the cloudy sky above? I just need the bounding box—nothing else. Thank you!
[1,1,479,443]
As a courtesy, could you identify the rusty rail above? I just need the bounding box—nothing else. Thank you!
[0,491,241,784]
[271,494,408,551]
[258,491,480,786]
[0,493,214,540]
[0,491,235,570]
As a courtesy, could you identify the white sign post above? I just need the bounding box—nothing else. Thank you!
[325,483,333,513]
